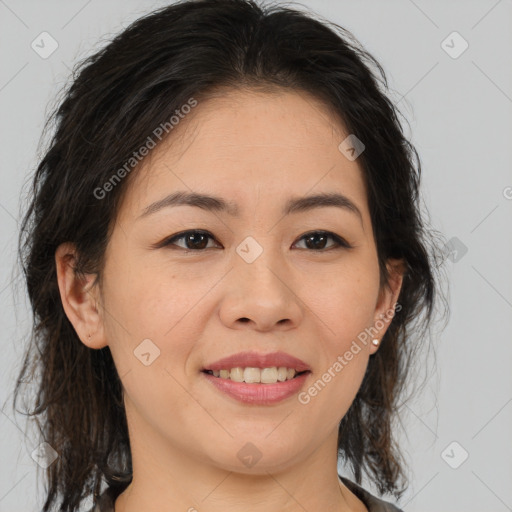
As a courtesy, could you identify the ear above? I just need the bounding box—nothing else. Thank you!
[55,242,108,349]
[370,258,405,354]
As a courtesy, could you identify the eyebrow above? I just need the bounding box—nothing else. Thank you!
[138,190,363,224]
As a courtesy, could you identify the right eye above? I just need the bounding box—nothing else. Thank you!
[158,230,221,251]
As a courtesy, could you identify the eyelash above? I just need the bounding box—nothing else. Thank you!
[157,229,353,252]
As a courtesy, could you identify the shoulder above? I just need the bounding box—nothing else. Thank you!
[340,476,405,512]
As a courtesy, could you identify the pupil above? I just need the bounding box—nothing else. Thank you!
[188,233,207,249]
[306,233,327,250]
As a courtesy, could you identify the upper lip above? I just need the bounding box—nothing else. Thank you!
[203,351,311,372]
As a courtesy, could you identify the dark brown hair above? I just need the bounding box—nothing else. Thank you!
[12,0,448,510]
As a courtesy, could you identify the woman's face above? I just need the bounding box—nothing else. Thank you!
[62,88,402,475]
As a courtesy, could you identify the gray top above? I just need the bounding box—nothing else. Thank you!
[87,476,404,512]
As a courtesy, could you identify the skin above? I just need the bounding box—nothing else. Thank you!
[56,88,404,512]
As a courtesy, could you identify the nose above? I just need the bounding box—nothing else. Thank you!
[218,246,303,332]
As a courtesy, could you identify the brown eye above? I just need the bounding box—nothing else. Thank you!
[294,231,352,251]
[160,230,219,250]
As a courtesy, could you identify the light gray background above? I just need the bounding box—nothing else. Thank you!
[1,1,511,511]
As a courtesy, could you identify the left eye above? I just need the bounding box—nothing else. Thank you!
[158,230,352,251]
[294,231,352,250]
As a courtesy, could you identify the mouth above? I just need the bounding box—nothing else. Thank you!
[200,351,312,404]
[200,368,312,405]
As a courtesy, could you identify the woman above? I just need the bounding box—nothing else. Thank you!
[14,0,446,511]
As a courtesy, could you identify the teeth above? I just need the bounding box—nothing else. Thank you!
[210,367,301,384]
[230,367,244,382]
[244,367,261,383]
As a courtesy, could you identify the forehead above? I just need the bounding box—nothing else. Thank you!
[119,88,369,222]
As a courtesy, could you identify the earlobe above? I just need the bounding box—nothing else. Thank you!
[55,242,108,349]
[370,258,405,354]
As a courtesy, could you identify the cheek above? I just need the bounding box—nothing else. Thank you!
[102,246,198,332]
[298,260,379,401]
[298,284,376,423]
[100,252,224,399]
[306,260,380,346]
[99,264,204,429]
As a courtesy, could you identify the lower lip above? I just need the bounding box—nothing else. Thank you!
[201,371,311,405]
